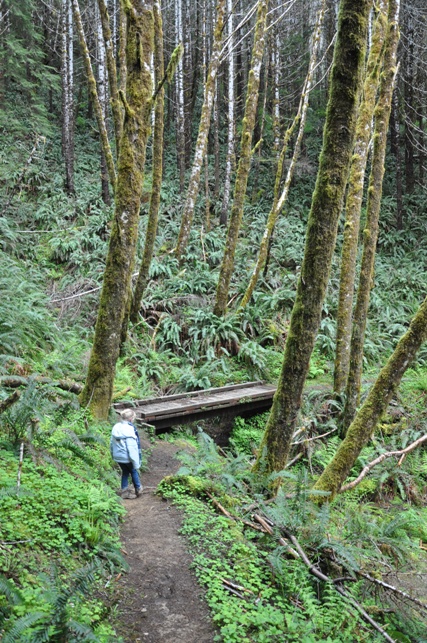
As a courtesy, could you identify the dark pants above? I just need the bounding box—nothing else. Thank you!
[118,462,141,491]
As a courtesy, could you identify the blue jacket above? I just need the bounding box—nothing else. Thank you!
[110,421,141,469]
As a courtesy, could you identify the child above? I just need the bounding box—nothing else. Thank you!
[110,409,142,498]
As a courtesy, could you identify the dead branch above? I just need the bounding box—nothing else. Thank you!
[278,526,396,643]
[357,571,427,614]
[205,490,265,532]
[0,376,83,394]
[221,578,254,594]
[252,514,299,559]
[340,434,427,492]
[0,390,21,413]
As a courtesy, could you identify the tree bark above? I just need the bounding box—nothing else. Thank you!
[213,0,268,317]
[71,0,116,190]
[333,0,389,394]
[97,2,111,204]
[313,294,427,499]
[130,0,165,322]
[61,0,75,195]
[97,0,123,152]
[220,0,235,226]
[240,0,326,310]
[174,0,226,262]
[175,0,186,193]
[342,0,400,430]
[254,0,372,475]
[79,0,154,419]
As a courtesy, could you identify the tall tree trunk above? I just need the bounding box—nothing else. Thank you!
[220,0,235,226]
[174,0,226,262]
[342,0,400,430]
[72,0,116,189]
[62,0,74,194]
[97,2,111,205]
[404,11,415,194]
[272,23,281,157]
[333,0,389,394]
[390,87,403,229]
[175,0,186,193]
[130,0,164,323]
[240,0,326,310]
[97,0,123,152]
[213,0,269,317]
[118,1,127,93]
[79,0,154,419]
[254,0,372,476]
[313,294,427,499]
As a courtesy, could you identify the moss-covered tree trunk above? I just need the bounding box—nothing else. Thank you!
[313,295,427,499]
[130,0,164,323]
[239,0,325,310]
[213,0,268,317]
[254,0,372,475]
[174,0,226,262]
[71,0,116,190]
[342,0,400,429]
[333,0,389,394]
[79,0,154,419]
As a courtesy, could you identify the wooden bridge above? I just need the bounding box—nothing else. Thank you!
[114,381,276,432]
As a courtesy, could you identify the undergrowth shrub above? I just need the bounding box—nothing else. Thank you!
[158,431,427,642]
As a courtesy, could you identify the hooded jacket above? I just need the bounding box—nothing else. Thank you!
[110,421,140,469]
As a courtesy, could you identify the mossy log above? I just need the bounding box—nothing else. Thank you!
[254,0,372,475]
[0,377,82,394]
[314,294,427,499]
[342,0,400,429]
[333,0,389,393]
[213,0,268,317]
[79,0,154,419]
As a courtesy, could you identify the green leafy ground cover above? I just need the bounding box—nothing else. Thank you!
[0,402,127,641]
[159,427,427,642]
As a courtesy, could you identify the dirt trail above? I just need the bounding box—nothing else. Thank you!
[115,440,216,643]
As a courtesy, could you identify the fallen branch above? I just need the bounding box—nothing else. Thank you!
[357,571,427,614]
[0,390,21,413]
[252,514,299,559]
[292,426,338,446]
[205,490,265,532]
[202,493,396,641]
[340,435,427,492]
[0,376,83,395]
[279,526,396,643]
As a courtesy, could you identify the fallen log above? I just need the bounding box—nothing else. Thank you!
[0,376,83,394]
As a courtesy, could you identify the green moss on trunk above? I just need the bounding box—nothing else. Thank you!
[342,0,400,428]
[254,0,372,475]
[334,0,388,394]
[130,0,165,323]
[79,0,154,419]
[314,293,427,499]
